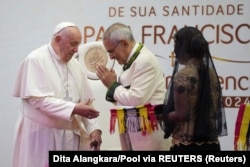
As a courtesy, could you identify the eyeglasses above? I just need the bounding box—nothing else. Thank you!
[107,41,121,54]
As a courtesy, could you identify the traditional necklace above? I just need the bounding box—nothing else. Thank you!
[48,45,72,101]
[123,43,143,71]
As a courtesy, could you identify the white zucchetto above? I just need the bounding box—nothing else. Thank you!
[53,22,76,35]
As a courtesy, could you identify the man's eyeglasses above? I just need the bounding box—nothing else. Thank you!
[107,41,121,54]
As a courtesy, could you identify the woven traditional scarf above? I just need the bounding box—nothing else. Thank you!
[234,103,250,150]
[109,103,159,136]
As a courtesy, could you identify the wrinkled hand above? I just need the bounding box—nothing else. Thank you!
[96,65,117,88]
[90,130,102,151]
[73,102,99,119]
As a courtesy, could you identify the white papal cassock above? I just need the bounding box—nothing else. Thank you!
[11,42,100,167]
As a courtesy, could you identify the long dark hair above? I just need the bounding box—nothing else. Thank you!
[160,26,227,141]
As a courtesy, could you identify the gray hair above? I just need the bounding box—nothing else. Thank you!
[103,22,135,43]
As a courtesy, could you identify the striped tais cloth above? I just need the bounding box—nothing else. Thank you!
[234,103,250,150]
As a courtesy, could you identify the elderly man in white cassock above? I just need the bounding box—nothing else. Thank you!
[11,22,102,167]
